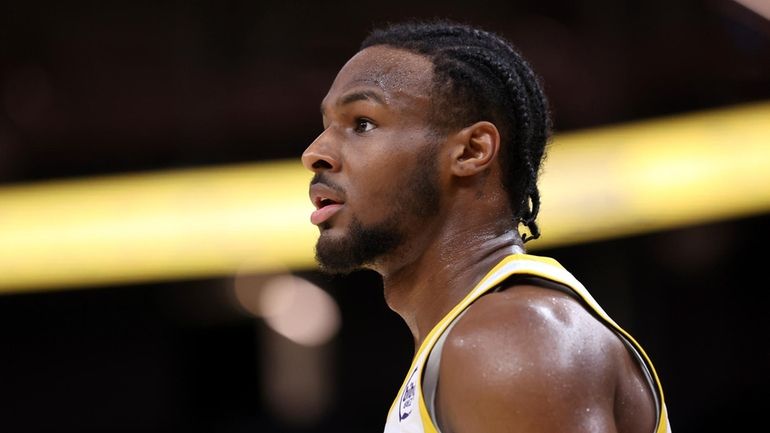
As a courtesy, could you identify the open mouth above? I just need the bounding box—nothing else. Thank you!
[311,199,344,226]
[317,197,340,209]
[309,183,346,226]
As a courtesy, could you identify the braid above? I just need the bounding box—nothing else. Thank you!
[361,20,551,242]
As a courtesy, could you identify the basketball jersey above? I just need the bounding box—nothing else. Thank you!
[383,253,672,433]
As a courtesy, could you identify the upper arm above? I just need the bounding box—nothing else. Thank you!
[435,286,623,433]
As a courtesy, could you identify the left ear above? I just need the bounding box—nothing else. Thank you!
[449,121,501,177]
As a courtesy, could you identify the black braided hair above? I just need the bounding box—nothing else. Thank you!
[361,20,551,242]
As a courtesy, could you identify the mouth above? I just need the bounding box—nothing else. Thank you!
[314,196,343,210]
[309,185,346,226]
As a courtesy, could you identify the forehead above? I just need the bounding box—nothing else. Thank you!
[322,45,434,109]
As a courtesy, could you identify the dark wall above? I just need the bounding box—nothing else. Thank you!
[0,1,768,432]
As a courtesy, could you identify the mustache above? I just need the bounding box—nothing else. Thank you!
[310,173,346,195]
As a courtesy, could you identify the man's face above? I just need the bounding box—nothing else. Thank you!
[301,45,443,274]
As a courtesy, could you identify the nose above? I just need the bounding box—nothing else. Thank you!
[302,129,340,173]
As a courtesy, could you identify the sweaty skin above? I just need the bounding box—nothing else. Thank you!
[302,46,656,433]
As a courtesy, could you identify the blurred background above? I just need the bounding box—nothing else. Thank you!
[1,0,769,432]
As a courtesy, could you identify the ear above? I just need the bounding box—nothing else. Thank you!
[449,121,501,177]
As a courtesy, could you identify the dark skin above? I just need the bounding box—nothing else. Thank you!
[302,45,656,433]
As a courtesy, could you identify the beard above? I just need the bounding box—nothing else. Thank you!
[314,148,441,275]
[315,216,402,274]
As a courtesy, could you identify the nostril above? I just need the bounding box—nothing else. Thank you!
[312,159,333,170]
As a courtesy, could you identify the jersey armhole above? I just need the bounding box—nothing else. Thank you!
[425,273,665,433]
[422,309,468,433]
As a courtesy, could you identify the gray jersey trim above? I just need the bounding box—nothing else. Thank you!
[423,309,468,432]
[620,336,662,426]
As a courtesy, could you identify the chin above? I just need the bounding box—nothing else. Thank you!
[314,232,359,275]
[314,217,402,275]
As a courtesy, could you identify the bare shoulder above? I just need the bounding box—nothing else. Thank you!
[435,284,656,433]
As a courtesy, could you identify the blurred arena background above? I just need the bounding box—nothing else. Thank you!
[1,0,768,432]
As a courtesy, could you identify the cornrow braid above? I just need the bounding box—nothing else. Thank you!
[361,20,551,242]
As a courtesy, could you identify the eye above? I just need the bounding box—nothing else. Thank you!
[354,118,376,133]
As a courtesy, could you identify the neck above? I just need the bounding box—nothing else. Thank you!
[379,219,523,350]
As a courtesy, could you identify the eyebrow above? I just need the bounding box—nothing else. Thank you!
[340,89,386,106]
[320,89,387,116]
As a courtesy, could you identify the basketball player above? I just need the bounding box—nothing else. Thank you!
[302,21,671,433]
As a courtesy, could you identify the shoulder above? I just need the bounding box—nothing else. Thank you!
[434,284,636,433]
[443,284,624,377]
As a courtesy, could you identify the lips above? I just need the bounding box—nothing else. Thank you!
[309,184,345,226]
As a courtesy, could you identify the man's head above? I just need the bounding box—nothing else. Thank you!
[360,20,551,240]
[302,20,550,274]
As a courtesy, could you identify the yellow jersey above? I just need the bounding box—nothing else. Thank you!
[383,253,671,433]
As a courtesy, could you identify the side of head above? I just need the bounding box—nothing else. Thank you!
[361,20,551,241]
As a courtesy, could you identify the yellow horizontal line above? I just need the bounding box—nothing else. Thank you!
[537,101,770,247]
[1,101,769,294]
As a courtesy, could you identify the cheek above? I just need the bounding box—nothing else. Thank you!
[346,157,414,217]
[348,165,394,208]
[342,128,438,211]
